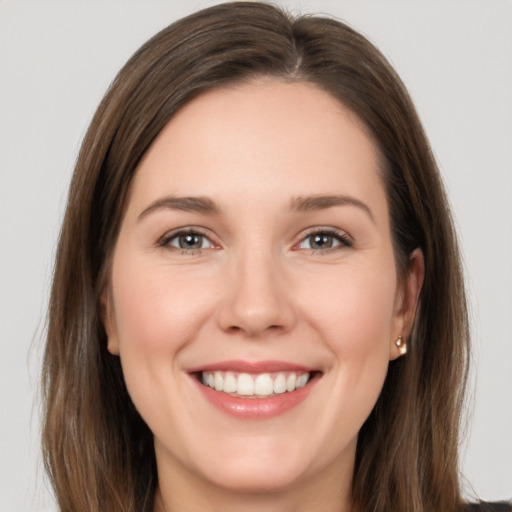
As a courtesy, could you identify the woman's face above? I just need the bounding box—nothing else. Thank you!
[104,80,422,502]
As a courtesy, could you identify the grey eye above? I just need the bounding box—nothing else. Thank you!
[299,233,342,250]
[168,233,213,250]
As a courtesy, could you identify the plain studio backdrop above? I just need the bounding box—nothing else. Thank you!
[0,1,510,510]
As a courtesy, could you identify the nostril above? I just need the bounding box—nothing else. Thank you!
[225,323,286,337]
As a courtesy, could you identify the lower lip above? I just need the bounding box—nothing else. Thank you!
[193,374,320,420]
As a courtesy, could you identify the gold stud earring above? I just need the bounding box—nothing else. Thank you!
[395,335,407,355]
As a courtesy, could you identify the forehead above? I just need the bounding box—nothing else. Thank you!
[130,80,385,215]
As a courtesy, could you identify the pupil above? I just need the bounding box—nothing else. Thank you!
[312,234,332,249]
[179,234,201,249]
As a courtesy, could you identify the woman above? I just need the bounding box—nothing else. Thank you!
[41,2,507,511]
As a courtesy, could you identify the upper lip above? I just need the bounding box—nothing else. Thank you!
[187,360,317,374]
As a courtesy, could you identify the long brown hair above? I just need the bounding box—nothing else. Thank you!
[42,2,470,511]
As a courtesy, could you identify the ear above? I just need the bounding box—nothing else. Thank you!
[389,248,425,360]
[100,288,120,356]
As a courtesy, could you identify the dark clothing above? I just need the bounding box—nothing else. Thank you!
[466,503,512,511]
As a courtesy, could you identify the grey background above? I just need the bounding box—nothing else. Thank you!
[0,1,510,510]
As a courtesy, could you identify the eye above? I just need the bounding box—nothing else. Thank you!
[297,230,351,251]
[161,230,215,252]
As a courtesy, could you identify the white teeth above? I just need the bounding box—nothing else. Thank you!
[286,373,296,392]
[214,372,223,391]
[296,374,308,388]
[223,372,237,393]
[237,373,254,395]
[254,374,274,396]
[273,373,287,394]
[201,370,312,397]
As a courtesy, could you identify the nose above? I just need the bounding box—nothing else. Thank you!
[216,250,297,338]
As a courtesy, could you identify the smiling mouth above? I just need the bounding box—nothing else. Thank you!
[190,362,322,418]
[197,370,317,398]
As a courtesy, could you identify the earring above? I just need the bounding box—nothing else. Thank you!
[395,335,407,355]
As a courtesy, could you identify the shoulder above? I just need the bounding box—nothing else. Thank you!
[464,503,512,511]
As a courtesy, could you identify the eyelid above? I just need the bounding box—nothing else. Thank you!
[293,227,353,251]
[158,226,220,251]
[156,225,352,253]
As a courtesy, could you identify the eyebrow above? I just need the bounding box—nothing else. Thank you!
[137,193,374,223]
[290,194,375,223]
[138,195,221,220]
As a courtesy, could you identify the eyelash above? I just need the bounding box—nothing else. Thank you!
[158,228,216,254]
[295,228,352,253]
[158,228,352,255]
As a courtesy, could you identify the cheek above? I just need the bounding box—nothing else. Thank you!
[111,258,216,355]
[298,264,396,428]
[108,255,221,434]
[302,263,397,353]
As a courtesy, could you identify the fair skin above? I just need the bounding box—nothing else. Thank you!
[104,80,424,512]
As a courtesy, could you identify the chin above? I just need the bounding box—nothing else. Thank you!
[172,434,312,494]
[201,461,307,494]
